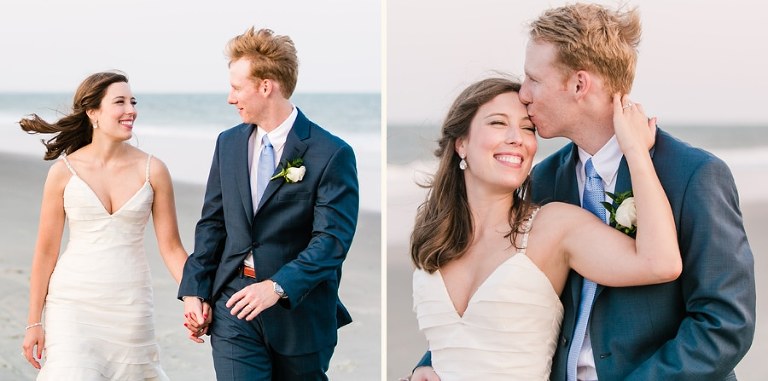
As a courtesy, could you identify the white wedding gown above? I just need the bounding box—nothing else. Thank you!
[413,209,563,380]
[38,155,168,380]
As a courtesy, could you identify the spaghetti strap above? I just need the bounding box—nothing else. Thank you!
[145,154,153,182]
[62,156,77,175]
[517,207,540,254]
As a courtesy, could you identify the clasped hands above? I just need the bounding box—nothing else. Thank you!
[183,297,212,343]
[183,280,280,342]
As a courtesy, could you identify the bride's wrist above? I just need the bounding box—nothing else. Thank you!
[624,148,652,164]
[25,322,43,330]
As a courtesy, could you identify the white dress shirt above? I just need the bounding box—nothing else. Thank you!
[244,106,297,268]
[574,135,623,381]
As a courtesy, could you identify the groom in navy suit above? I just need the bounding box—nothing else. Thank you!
[411,4,754,381]
[523,4,754,381]
[178,27,358,380]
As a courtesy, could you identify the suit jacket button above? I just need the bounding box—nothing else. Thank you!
[561,337,568,346]
[599,352,612,359]
[252,242,260,249]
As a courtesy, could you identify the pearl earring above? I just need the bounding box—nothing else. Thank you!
[92,120,99,129]
[459,156,467,170]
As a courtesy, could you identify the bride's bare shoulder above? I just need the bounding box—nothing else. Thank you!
[534,202,595,229]
[536,202,585,217]
[42,159,74,191]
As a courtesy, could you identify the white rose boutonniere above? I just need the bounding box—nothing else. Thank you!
[285,166,306,182]
[602,191,637,236]
[614,197,637,228]
[271,158,306,183]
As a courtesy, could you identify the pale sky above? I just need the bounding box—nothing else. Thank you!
[0,0,380,93]
[3,1,767,125]
[388,0,768,126]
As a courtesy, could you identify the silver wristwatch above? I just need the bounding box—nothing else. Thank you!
[272,280,287,299]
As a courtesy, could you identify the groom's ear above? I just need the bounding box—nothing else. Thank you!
[573,70,592,98]
[258,79,274,97]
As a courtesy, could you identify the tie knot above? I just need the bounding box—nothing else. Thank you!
[261,135,273,148]
[585,158,600,180]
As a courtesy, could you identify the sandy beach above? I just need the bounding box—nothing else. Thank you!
[0,152,381,380]
[387,149,768,380]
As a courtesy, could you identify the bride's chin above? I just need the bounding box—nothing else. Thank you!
[486,184,521,196]
[498,178,524,190]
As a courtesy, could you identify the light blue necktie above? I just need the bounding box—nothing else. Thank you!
[567,158,606,381]
[253,135,275,210]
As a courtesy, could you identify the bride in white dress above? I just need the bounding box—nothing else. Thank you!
[20,71,191,380]
[410,78,681,380]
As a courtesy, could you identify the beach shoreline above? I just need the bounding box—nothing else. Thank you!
[0,152,381,380]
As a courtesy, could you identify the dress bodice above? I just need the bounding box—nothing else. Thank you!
[61,155,154,249]
[412,208,564,380]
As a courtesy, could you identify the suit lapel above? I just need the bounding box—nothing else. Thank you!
[614,157,632,196]
[554,143,581,207]
[235,124,256,224]
[255,109,310,214]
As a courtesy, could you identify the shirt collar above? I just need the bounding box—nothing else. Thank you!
[577,134,623,185]
[254,105,297,152]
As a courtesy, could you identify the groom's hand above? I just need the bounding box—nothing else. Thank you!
[226,281,280,321]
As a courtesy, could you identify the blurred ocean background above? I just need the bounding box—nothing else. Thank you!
[389,122,768,166]
[0,92,381,212]
[388,121,768,205]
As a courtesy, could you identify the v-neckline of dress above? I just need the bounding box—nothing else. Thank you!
[437,254,522,319]
[68,175,150,217]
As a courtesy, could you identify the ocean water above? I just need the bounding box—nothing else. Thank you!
[387,122,768,208]
[388,122,768,165]
[0,93,381,212]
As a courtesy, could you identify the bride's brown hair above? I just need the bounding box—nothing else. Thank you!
[19,71,129,160]
[410,77,536,273]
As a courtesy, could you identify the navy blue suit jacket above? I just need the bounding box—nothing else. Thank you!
[531,129,755,380]
[178,109,359,355]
